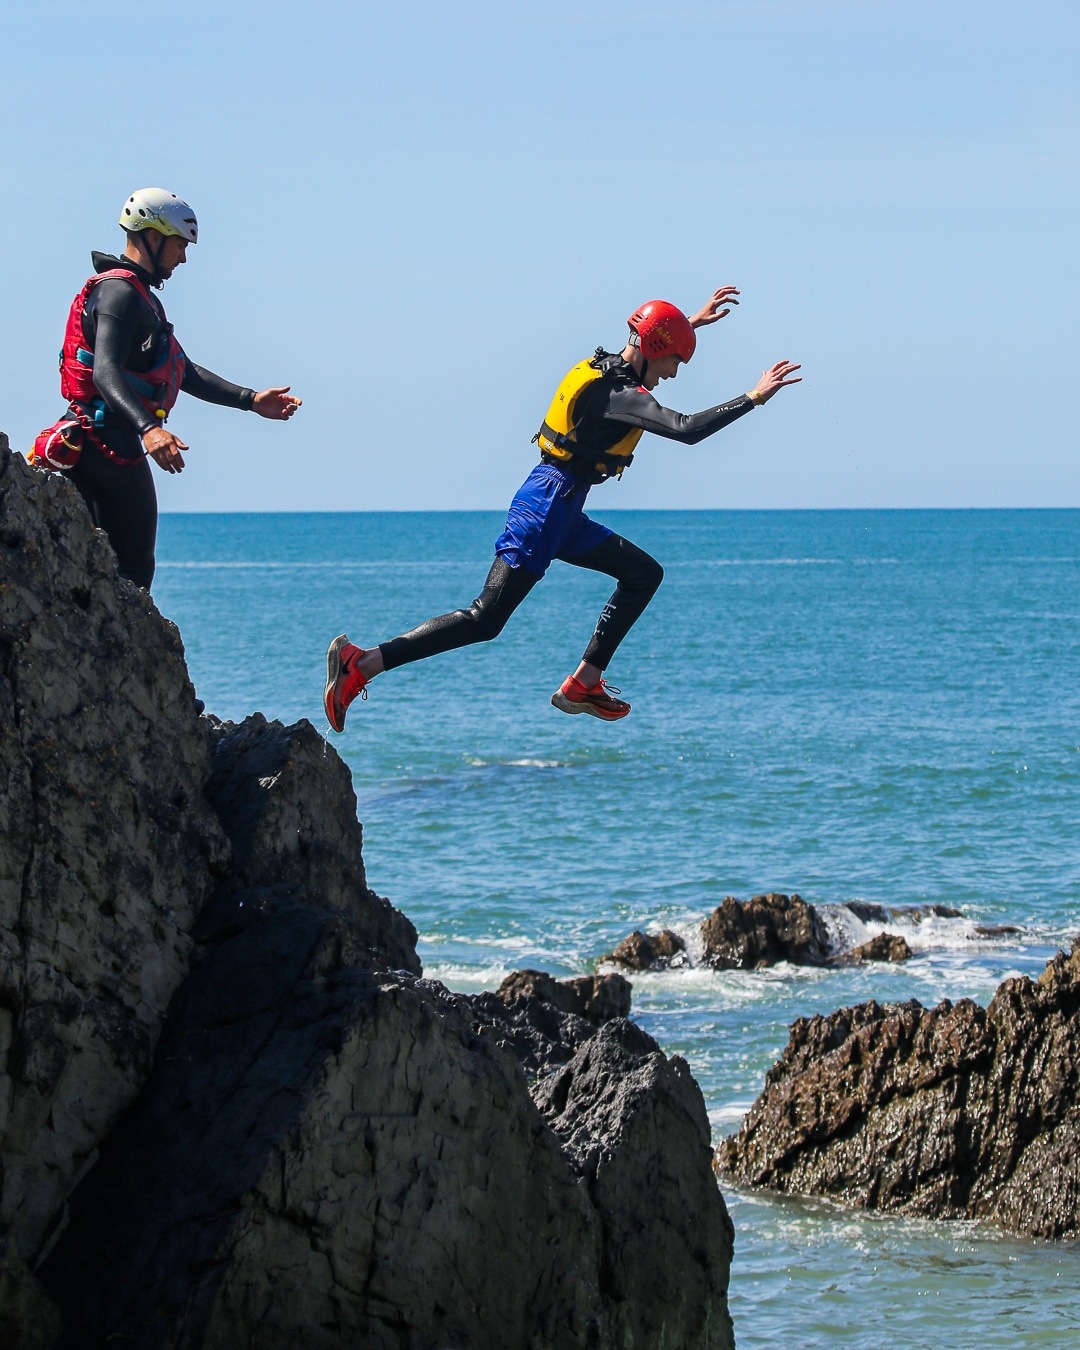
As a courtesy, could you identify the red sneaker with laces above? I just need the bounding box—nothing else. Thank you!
[324,634,369,733]
[550,674,631,721]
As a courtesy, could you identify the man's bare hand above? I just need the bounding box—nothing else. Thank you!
[749,360,802,404]
[143,425,188,473]
[689,286,740,329]
[253,386,302,420]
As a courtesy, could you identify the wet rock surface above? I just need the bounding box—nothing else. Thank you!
[701,892,830,969]
[601,927,687,971]
[717,940,1080,1238]
[832,932,913,965]
[2,441,734,1348]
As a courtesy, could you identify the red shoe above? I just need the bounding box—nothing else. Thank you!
[550,675,631,722]
[324,634,369,733]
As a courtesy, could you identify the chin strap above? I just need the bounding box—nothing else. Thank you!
[140,230,165,287]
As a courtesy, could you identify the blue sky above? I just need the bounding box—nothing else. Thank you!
[1,0,1076,510]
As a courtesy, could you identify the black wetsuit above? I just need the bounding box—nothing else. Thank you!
[61,251,255,589]
[379,350,756,674]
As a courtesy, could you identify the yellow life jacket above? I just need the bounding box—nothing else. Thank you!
[534,353,643,482]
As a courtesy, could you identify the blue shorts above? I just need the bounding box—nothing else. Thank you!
[494,464,613,577]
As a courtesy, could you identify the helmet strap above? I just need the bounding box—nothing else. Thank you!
[141,229,165,286]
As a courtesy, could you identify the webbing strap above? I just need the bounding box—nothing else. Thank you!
[75,346,162,399]
[539,420,573,449]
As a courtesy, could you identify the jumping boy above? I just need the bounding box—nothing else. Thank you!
[324,290,799,730]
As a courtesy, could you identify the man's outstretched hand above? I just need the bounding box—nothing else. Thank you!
[143,425,188,473]
[689,286,740,329]
[253,386,303,420]
[749,360,802,405]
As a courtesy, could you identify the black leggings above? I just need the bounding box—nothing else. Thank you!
[63,439,157,590]
[379,533,663,674]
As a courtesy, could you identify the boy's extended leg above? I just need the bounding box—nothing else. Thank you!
[324,557,538,731]
[551,533,664,721]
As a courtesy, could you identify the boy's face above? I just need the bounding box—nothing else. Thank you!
[643,353,682,389]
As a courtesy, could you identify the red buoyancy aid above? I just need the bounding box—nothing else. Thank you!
[60,268,186,427]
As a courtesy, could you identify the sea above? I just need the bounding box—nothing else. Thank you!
[156,508,1080,1350]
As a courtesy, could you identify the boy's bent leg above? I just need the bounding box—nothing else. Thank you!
[379,557,539,671]
[563,533,664,671]
[324,558,539,732]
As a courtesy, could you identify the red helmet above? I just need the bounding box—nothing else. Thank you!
[628,299,696,363]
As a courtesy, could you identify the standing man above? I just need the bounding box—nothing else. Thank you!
[32,188,301,590]
[323,289,800,731]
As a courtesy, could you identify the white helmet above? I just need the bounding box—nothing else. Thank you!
[120,188,198,243]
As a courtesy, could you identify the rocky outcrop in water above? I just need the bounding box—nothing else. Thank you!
[601,928,687,971]
[1,436,734,1348]
[717,940,1080,1238]
[700,892,829,969]
[832,932,912,965]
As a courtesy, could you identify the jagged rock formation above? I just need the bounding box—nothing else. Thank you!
[472,984,734,1347]
[496,968,632,1023]
[832,933,912,965]
[0,438,735,1348]
[717,940,1080,1238]
[700,893,829,969]
[202,710,418,974]
[601,928,687,971]
[534,1021,734,1350]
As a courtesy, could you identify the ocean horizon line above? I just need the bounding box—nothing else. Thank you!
[159,505,1080,517]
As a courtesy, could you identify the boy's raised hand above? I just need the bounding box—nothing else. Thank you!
[689,286,741,329]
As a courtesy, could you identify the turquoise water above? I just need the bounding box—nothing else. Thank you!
[156,509,1080,1349]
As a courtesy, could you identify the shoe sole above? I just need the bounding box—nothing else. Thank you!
[550,690,630,722]
[324,633,350,732]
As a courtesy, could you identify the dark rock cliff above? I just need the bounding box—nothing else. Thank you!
[0,437,734,1349]
[717,940,1080,1238]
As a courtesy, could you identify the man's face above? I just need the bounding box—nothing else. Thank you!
[155,236,189,279]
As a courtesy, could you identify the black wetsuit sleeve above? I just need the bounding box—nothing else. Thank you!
[90,308,160,436]
[181,363,256,410]
[604,384,755,445]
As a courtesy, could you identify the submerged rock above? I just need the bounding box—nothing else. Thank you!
[842,900,891,924]
[701,893,829,969]
[832,932,913,965]
[602,927,687,971]
[717,939,1080,1239]
[894,903,963,921]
